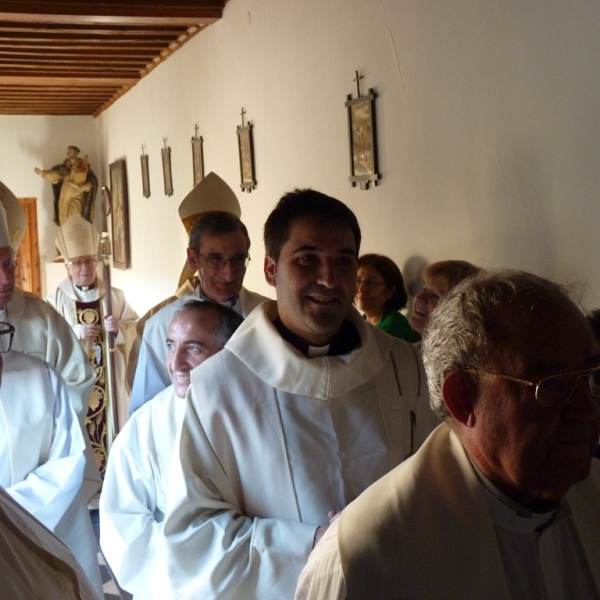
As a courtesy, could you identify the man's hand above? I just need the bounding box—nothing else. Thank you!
[104,316,119,334]
[80,324,101,342]
[313,510,343,548]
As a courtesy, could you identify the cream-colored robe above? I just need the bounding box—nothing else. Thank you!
[0,351,103,596]
[129,285,267,413]
[164,302,438,600]
[5,288,102,593]
[295,423,600,600]
[100,385,184,599]
[46,276,139,426]
[0,485,102,600]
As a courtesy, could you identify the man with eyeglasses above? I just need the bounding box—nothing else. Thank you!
[297,269,600,600]
[128,173,268,414]
[0,181,103,593]
[47,213,139,471]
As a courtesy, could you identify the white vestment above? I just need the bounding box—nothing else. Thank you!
[0,351,102,595]
[47,276,139,425]
[5,288,102,592]
[0,485,102,600]
[295,424,600,600]
[129,285,267,413]
[100,385,184,599]
[164,301,438,600]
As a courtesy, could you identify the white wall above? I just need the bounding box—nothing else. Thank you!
[0,116,98,294]
[4,0,600,315]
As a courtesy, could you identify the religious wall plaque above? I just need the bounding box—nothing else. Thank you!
[109,159,131,270]
[191,125,204,186]
[345,70,380,190]
[140,145,150,198]
[236,108,256,193]
[161,137,173,197]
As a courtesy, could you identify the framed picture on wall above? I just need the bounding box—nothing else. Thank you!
[140,146,150,198]
[191,125,204,186]
[236,107,256,193]
[345,71,379,190]
[161,137,173,196]
[109,159,131,270]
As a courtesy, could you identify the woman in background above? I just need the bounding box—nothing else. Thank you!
[409,260,481,337]
[355,254,419,342]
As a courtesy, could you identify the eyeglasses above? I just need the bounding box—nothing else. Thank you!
[66,258,98,269]
[0,322,15,353]
[197,252,250,270]
[464,365,600,407]
[356,277,387,290]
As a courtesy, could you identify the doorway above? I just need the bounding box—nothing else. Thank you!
[16,197,41,297]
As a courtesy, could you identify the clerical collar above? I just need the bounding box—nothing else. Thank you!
[75,282,96,292]
[273,318,361,358]
[198,287,238,309]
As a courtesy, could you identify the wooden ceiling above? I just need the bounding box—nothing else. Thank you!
[0,1,225,117]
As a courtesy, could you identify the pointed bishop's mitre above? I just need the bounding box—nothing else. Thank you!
[55,214,100,260]
[178,172,241,234]
[0,181,26,252]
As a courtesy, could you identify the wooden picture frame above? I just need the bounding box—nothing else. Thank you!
[191,125,204,186]
[345,72,379,190]
[161,137,173,196]
[109,159,131,270]
[140,146,150,198]
[236,108,256,193]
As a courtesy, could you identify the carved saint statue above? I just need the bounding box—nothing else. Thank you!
[35,146,98,226]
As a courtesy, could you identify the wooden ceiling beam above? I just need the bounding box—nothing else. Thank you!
[0,1,223,26]
[0,75,135,86]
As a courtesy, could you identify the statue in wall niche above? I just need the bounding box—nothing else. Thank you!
[35,145,98,226]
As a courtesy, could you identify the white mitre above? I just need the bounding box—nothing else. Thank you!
[178,172,241,234]
[0,181,27,252]
[55,214,100,260]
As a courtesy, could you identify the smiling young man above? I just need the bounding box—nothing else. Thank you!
[163,189,438,600]
[297,270,600,600]
[99,301,242,600]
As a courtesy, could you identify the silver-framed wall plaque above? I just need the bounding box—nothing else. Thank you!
[191,124,204,186]
[345,71,380,190]
[140,145,150,198]
[236,107,256,193]
[161,137,173,196]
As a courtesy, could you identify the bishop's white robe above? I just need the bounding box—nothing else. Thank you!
[47,276,139,426]
[295,424,600,600]
[100,385,184,599]
[0,351,102,595]
[129,285,267,413]
[163,301,438,600]
[0,485,102,600]
[4,289,102,593]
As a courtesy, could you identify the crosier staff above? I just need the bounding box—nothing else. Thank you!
[100,186,120,446]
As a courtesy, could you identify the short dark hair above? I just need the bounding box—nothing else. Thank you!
[587,309,600,344]
[264,188,361,261]
[424,260,481,290]
[177,300,244,348]
[357,254,408,311]
[188,212,250,253]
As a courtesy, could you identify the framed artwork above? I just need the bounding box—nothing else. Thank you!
[161,137,173,196]
[345,71,379,190]
[236,107,256,193]
[140,146,150,198]
[109,159,131,270]
[191,124,204,186]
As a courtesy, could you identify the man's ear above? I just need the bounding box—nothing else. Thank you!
[264,255,277,287]
[442,370,477,427]
[187,248,199,272]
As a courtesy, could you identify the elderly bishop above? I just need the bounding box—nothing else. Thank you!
[47,214,139,471]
